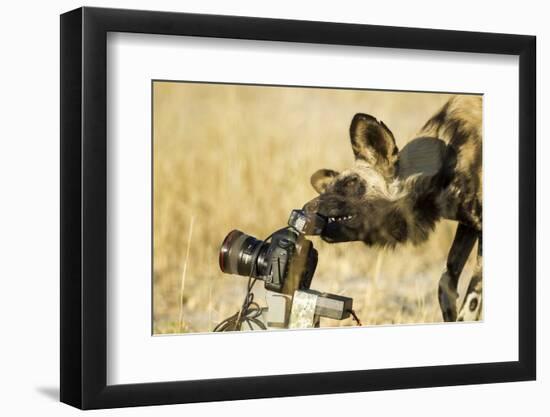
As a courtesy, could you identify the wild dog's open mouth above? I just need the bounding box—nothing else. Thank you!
[327,215,355,224]
[316,211,361,243]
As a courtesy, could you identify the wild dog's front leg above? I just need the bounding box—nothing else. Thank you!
[438,224,478,321]
[457,236,482,321]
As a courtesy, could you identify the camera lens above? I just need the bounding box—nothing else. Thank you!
[219,230,267,277]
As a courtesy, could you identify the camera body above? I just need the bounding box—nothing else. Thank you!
[255,227,309,292]
[219,210,325,293]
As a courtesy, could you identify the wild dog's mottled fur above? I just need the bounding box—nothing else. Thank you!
[422,96,482,231]
[304,96,482,322]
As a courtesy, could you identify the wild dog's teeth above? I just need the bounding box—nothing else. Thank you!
[328,215,353,223]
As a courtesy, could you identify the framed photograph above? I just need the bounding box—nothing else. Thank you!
[60,6,536,409]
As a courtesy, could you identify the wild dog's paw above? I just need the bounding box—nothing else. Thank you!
[457,275,482,322]
[438,271,458,322]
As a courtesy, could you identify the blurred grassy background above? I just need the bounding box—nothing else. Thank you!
[153,82,478,334]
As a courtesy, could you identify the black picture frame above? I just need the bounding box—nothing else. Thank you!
[60,6,536,410]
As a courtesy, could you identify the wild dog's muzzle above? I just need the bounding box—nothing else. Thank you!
[302,196,360,243]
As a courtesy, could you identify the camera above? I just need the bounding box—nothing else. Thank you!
[217,209,356,330]
[218,210,326,292]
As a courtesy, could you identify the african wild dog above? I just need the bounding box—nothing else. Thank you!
[303,96,482,322]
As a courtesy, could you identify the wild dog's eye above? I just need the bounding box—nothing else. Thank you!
[335,175,366,197]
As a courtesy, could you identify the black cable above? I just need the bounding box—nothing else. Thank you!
[347,309,363,326]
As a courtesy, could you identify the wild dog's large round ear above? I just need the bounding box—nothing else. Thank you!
[310,169,339,194]
[350,113,399,177]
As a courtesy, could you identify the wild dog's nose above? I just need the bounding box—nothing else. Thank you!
[303,197,320,214]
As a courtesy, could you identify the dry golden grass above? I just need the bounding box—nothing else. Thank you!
[153,82,478,334]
